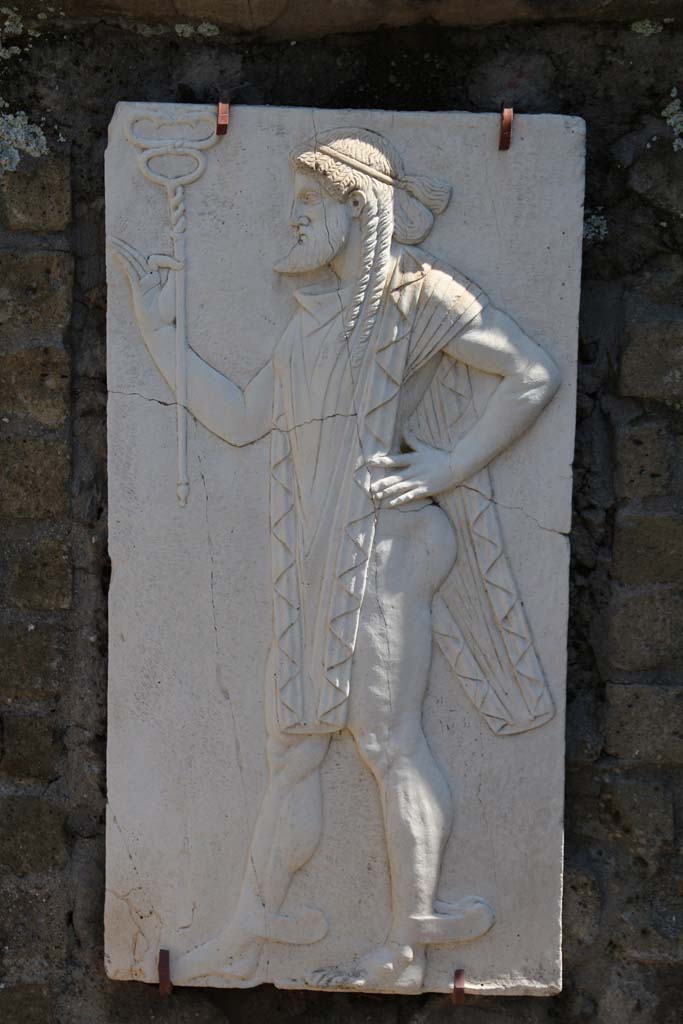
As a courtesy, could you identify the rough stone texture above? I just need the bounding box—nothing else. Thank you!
[629,147,683,220]
[612,510,683,584]
[0,154,71,232]
[4,537,72,611]
[568,772,675,854]
[604,683,683,764]
[9,0,683,37]
[614,418,671,499]
[0,439,70,520]
[620,312,683,406]
[0,714,60,781]
[0,346,70,429]
[0,986,58,1024]
[606,586,683,672]
[0,796,68,874]
[0,8,681,1023]
[0,251,73,343]
[563,865,601,952]
[0,623,66,706]
[0,872,70,982]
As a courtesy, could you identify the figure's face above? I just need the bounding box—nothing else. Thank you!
[273,170,353,275]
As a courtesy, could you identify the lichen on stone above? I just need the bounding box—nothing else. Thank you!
[0,6,23,36]
[584,210,608,243]
[631,20,664,37]
[0,110,49,171]
[174,22,219,39]
[133,23,165,37]
[661,88,683,153]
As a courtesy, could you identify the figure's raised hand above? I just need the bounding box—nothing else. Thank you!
[109,237,181,336]
[369,436,464,507]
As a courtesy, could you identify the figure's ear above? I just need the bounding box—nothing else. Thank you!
[348,189,366,219]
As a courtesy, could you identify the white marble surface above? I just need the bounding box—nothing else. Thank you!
[105,103,584,995]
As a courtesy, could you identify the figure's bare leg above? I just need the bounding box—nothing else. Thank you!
[173,716,329,983]
[311,504,490,993]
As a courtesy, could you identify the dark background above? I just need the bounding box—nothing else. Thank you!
[0,4,681,1021]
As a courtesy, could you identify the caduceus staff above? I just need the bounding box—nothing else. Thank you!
[112,109,219,505]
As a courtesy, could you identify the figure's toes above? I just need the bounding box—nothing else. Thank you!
[309,964,364,989]
[309,944,423,993]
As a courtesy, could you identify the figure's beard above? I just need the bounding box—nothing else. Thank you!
[273,206,350,274]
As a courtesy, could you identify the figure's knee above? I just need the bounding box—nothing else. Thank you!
[354,724,424,782]
[354,729,388,779]
[267,733,328,790]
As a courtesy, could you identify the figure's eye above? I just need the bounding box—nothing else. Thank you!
[301,191,321,205]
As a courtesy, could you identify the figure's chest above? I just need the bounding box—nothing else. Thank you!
[289,314,355,417]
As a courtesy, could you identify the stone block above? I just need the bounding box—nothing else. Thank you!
[633,254,683,306]
[0,346,70,429]
[604,684,683,765]
[566,691,603,765]
[38,0,683,37]
[596,776,673,853]
[619,313,683,405]
[598,963,682,1023]
[0,872,69,984]
[5,537,72,611]
[612,511,683,585]
[467,51,556,111]
[0,251,73,343]
[629,147,683,221]
[0,623,65,706]
[614,419,671,499]
[70,837,104,961]
[0,985,57,1024]
[608,776,674,851]
[1,154,71,232]
[0,796,68,874]
[608,875,683,966]
[0,714,60,782]
[563,865,601,951]
[0,439,70,520]
[607,586,683,672]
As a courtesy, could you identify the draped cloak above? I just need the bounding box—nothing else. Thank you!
[269,244,555,737]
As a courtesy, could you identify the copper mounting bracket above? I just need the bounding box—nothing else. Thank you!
[499,105,514,151]
[452,967,465,1005]
[158,948,172,997]
[217,101,230,136]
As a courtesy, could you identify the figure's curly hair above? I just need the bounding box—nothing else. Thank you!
[292,127,451,246]
[291,128,451,370]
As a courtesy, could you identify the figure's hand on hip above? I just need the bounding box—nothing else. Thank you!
[109,237,180,335]
[369,437,463,507]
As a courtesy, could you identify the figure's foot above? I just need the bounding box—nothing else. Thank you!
[408,895,495,944]
[171,927,263,984]
[309,941,426,993]
[170,904,328,984]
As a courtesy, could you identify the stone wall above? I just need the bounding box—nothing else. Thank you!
[0,6,681,1023]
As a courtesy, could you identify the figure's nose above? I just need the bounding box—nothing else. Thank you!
[290,203,311,228]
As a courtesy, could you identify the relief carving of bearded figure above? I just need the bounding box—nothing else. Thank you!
[112,126,561,993]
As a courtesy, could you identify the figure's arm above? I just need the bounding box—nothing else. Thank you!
[439,305,562,480]
[148,331,273,447]
[110,239,272,446]
[371,304,561,506]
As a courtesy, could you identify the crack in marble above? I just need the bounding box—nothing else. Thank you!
[108,387,356,441]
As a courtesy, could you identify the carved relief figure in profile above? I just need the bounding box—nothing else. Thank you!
[112,127,561,993]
